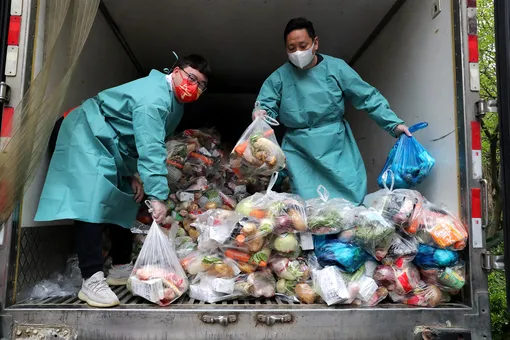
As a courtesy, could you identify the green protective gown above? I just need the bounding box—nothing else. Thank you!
[35,70,183,228]
[256,55,403,203]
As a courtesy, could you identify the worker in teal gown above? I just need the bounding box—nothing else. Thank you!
[35,55,211,308]
[254,18,411,203]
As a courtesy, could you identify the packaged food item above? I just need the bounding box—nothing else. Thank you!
[306,185,356,235]
[377,122,436,189]
[128,222,188,306]
[314,236,370,273]
[420,263,466,293]
[227,217,274,253]
[406,201,468,250]
[230,103,286,178]
[247,269,276,298]
[413,244,459,269]
[373,263,421,296]
[312,266,356,306]
[223,246,272,268]
[339,207,396,261]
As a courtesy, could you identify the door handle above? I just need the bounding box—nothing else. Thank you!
[257,314,293,326]
[200,314,237,326]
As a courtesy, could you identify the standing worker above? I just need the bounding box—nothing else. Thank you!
[253,18,411,203]
[35,54,211,308]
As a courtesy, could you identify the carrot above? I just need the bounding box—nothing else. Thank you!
[166,159,184,169]
[234,129,274,156]
[224,249,251,263]
[236,234,246,243]
[258,261,267,267]
[190,152,214,166]
[250,209,267,219]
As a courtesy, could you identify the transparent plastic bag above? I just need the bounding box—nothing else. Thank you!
[413,244,460,269]
[269,256,311,282]
[312,266,359,306]
[382,232,419,266]
[175,236,197,259]
[180,251,241,278]
[247,268,276,298]
[339,207,396,261]
[378,122,435,189]
[389,284,443,307]
[420,262,466,293]
[235,173,308,233]
[224,216,274,253]
[128,221,188,306]
[363,175,424,229]
[313,236,370,273]
[373,263,421,296]
[306,185,356,235]
[230,102,286,178]
[275,279,317,304]
[192,209,244,250]
[189,273,250,303]
[407,201,468,250]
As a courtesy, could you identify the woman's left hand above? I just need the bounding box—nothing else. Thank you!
[395,124,412,137]
[130,176,144,203]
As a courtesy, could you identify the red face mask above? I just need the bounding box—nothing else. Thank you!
[174,78,201,103]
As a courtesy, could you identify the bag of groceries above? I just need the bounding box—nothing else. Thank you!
[128,221,188,306]
[230,102,286,178]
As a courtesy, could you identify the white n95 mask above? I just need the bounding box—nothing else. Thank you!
[288,44,315,69]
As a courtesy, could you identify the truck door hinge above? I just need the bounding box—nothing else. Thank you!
[481,251,505,271]
[476,100,498,118]
[0,82,10,104]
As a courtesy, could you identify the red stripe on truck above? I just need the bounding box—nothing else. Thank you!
[471,188,482,219]
[471,121,481,150]
[8,15,21,46]
[0,107,14,137]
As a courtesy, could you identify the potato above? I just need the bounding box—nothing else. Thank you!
[295,283,316,304]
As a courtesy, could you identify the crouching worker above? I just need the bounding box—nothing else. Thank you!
[35,55,211,307]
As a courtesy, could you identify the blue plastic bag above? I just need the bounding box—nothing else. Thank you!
[413,244,459,269]
[378,123,435,189]
[313,236,370,273]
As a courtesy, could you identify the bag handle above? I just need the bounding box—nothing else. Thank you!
[266,172,279,193]
[408,122,428,134]
[381,170,395,192]
[254,101,279,126]
[316,185,330,202]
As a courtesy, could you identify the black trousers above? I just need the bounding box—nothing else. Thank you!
[75,221,133,279]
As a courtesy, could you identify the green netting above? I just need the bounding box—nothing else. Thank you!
[0,0,100,223]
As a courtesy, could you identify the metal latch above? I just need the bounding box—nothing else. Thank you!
[257,313,293,326]
[482,251,505,270]
[200,314,237,326]
[476,99,498,118]
[0,81,10,103]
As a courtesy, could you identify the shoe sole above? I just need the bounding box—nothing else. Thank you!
[106,277,128,286]
[78,291,120,308]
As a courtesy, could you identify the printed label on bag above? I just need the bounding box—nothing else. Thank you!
[299,232,314,250]
[177,192,195,202]
[356,276,378,302]
[130,277,164,303]
[319,267,349,305]
[438,268,465,289]
[397,272,413,293]
[213,278,235,294]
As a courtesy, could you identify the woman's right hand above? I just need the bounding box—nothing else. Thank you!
[150,200,168,225]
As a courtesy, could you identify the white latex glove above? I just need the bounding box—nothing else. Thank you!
[150,200,168,225]
[252,109,268,121]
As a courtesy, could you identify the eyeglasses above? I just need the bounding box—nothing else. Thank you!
[179,68,208,92]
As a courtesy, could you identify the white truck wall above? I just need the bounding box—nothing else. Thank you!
[345,0,460,213]
[21,10,139,227]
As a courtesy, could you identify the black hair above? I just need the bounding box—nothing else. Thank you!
[284,17,316,43]
[177,54,211,78]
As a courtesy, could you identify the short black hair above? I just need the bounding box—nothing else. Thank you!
[284,17,316,43]
[177,54,211,78]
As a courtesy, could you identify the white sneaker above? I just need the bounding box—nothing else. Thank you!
[78,272,120,308]
[106,263,133,286]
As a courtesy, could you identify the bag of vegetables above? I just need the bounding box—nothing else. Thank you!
[236,173,308,234]
[389,284,443,307]
[191,209,244,250]
[270,233,301,259]
[373,262,421,296]
[276,279,317,304]
[313,236,369,273]
[230,102,286,179]
[412,244,459,269]
[306,185,356,235]
[419,262,466,293]
[226,217,274,253]
[406,201,468,251]
[180,251,241,278]
[382,232,419,266]
[339,207,396,261]
[127,221,189,306]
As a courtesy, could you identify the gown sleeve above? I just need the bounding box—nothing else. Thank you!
[132,104,170,201]
[337,60,404,137]
[256,71,283,119]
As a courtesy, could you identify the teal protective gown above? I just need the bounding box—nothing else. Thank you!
[35,70,183,228]
[256,55,403,203]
